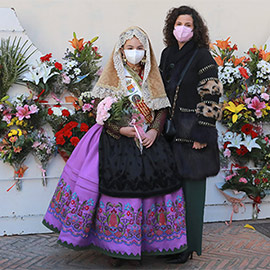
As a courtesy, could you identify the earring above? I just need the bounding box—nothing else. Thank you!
[141,57,146,65]
[122,54,127,64]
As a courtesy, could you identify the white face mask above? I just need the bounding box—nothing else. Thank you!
[124,49,145,65]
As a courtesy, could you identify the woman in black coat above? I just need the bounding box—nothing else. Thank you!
[159,6,223,263]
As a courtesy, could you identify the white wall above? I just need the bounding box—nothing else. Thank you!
[0,0,269,64]
[0,1,270,235]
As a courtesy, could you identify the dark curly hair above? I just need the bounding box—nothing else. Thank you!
[163,6,210,48]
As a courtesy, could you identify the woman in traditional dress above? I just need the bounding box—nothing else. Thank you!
[159,6,223,263]
[43,26,187,266]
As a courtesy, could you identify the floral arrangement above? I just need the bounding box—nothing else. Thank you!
[0,33,103,191]
[0,36,36,99]
[6,93,47,131]
[96,96,146,152]
[222,164,270,219]
[23,53,63,98]
[31,129,56,186]
[212,37,270,218]
[46,98,96,161]
[62,33,102,97]
[0,128,32,190]
[23,33,102,98]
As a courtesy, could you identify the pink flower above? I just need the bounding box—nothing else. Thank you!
[32,141,41,148]
[264,137,270,144]
[247,96,266,118]
[82,103,93,112]
[244,98,251,105]
[96,97,116,125]
[62,73,71,84]
[2,108,12,123]
[16,104,39,120]
[223,148,231,157]
[29,105,39,114]
[239,177,248,183]
[225,173,237,181]
[261,93,269,101]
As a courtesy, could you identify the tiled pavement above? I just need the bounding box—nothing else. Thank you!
[0,220,270,270]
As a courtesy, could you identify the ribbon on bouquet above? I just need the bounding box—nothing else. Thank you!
[38,165,47,186]
[130,119,146,154]
[7,165,28,192]
[230,163,249,174]
[220,189,246,226]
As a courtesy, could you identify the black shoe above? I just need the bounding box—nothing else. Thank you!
[166,251,193,264]
[108,257,123,267]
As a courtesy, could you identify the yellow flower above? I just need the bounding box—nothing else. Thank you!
[8,129,18,137]
[225,101,246,123]
[17,129,22,136]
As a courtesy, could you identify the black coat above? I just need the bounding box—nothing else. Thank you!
[159,40,223,180]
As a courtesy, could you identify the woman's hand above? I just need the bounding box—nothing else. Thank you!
[142,129,158,148]
[192,141,207,149]
[120,127,137,137]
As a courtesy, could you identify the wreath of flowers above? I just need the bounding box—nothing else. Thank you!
[211,37,270,218]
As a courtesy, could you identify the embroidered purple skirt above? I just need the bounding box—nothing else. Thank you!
[43,124,187,259]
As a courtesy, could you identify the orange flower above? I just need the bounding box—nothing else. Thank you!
[214,56,224,66]
[230,56,246,67]
[259,49,270,61]
[69,32,86,52]
[214,37,231,50]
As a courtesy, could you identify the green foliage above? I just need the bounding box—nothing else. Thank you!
[0,36,36,98]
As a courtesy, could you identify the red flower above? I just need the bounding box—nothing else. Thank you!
[92,46,98,52]
[239,67,249,79]
[70,136,80,146]
[62,109,70,117]
[63,130,72,138]
[223,141,230,149]
[48,108,53,115]
[236,145,248,156]
[241,124,257,138]
[40,53,52,62]
[241,124,253,135]
[254,178,261,185]
[80,123,89,132]
[262,178,268,183]
[56,135,66,145]
[232,44,238,51]
[248,48,257,54]
[54,62,63,70]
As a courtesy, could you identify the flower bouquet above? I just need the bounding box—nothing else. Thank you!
[222,164,270,219]
[31,129,56,186]
[96,96,146,152]
[221,125,270,166]
[210,37,249,99]
[0,128,32,190]
[0,95,12,136]
[62,33,102,97]
[6,93,47,131]
[46,104,75,133]
[23,53,63,98]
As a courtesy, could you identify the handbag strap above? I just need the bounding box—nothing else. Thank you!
[170,48,198,119]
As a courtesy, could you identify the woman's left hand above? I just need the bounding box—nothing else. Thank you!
[142,129,158,148]
[192,141,207,149]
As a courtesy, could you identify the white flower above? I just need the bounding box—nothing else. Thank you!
[223,131,234,141]
[227,133,242,149]
[240,134,261,152]
[74,68,81,75]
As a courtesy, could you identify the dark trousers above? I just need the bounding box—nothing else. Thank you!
[182,179,206,256]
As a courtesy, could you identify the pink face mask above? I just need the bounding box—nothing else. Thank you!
[173,25,193,43]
